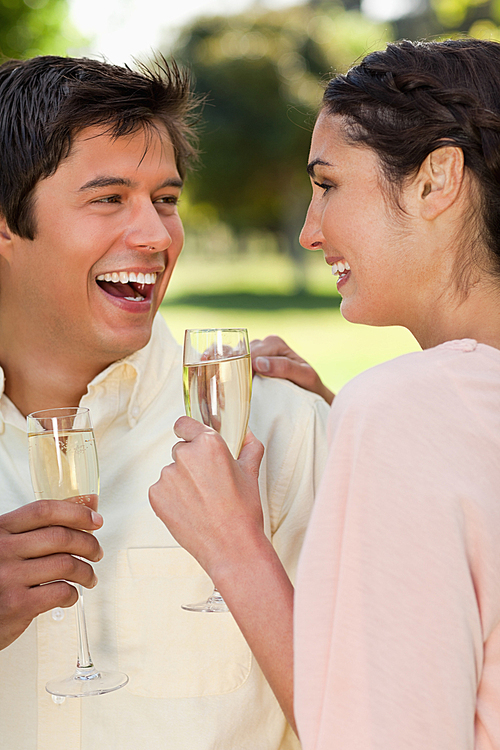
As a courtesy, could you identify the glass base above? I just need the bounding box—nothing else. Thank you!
[46,666,129,698]
[182,589,229,613]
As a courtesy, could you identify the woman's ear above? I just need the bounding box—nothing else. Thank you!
[416,146,465,221]
[0,216,13,261]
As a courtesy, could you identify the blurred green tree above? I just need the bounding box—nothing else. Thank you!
[383,0,500,42]
[0,0,77,60]
[169,3,390,289]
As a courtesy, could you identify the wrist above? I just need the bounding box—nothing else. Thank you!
[205,523,278,590]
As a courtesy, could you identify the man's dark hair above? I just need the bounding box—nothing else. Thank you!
[0,55,199,239]
[323,38,500,278]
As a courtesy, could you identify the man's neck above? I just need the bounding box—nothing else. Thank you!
[0,345,112,418]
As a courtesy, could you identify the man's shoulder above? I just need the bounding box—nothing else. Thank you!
[249,374,330,443]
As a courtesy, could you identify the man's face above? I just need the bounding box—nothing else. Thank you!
[1,123,184,367]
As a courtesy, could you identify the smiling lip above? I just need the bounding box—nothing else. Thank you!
[95,268,163,310]
[325,257,351,275]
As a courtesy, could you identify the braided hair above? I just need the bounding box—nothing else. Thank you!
[323,39,500,275]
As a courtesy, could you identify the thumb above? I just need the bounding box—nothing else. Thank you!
[238,430,264,478]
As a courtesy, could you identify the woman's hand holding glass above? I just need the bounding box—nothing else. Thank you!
[149,417,265,600]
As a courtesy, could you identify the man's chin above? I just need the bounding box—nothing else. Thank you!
[95,324,155,364]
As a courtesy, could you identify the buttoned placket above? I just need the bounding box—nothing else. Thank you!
[36,609,81,750]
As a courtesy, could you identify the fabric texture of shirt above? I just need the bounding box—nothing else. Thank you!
[295,339,500,750]
[0,314,329,750]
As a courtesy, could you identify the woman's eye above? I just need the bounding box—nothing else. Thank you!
[314,181,333,195]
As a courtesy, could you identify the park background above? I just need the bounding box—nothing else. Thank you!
[2,0,499,391]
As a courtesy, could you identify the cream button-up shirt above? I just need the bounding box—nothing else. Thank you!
[0,315,329,750]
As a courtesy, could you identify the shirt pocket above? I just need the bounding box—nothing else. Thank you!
[115,547,252,699]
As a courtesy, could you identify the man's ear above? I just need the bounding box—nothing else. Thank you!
[0,215,13,261]
[415,146,465,221]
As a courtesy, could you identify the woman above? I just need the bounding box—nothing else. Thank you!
[149,39,500,749]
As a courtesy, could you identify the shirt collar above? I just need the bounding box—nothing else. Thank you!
[0,314,182,433]
[84,314,181,429]
[0,372,26,433]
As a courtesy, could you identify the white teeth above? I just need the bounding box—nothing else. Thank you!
[331,260,351,276]
[96,271,157,284]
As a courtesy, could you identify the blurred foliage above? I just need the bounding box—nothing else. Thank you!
[0,0,79,60]
[389,0,500,41]
[168,2,391,288]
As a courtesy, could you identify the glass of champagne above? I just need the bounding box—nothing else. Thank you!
[27,406,129,697]
[182,328,252,613]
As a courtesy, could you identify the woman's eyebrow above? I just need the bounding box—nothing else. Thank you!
[306,159,332,178]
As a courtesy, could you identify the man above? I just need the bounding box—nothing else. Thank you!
[0,56,329,749]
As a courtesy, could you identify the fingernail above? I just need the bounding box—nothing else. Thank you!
[255,356,270,373]
[92,574,98,587]
[91,511,103,526]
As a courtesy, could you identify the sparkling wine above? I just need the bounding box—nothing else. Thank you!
[28,428,99,507]
[183,353,251,458]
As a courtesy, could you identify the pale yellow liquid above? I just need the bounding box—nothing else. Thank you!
[27,429,99,510]
[183,354,252,458]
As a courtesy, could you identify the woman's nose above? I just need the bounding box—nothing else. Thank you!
[299,201,324,251]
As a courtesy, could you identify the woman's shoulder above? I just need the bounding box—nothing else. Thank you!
[334,338,500,420]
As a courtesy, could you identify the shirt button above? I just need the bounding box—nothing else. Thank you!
[52,608,65,621]
[132,406,140,418]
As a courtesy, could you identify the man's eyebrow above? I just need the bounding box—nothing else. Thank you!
[158,177,184,190]
[306,159,332,178]
[77,176,184,192]
[78,176,134,192]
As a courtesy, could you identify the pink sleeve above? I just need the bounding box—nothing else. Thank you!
[294,353,500,750]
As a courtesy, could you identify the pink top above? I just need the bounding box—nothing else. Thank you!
[295,340,500,750]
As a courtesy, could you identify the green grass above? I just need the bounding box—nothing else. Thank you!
[161,250,419,394]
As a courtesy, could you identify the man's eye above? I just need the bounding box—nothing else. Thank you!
[154,195,179,205]
[93,195,121,204]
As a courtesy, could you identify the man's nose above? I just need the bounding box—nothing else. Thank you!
[125,200,172,252]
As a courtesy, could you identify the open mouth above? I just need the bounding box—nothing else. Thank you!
[331,260,351,278]
[96,271,157,302]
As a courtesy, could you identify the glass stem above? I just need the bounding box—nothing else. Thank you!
[75,585,94,670]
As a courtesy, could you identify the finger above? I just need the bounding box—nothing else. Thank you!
[2,525,103,564]
[18,553,99,590]
[173,415,217,442]
[27,579,81,612]
[1,500,103,535]
[238,431,265,477]
[0,580,81,646]
[253,355,312,385]
[251,336,296,361]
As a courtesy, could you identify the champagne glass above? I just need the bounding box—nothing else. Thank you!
[182,328,252,613]
[27,407,129,697]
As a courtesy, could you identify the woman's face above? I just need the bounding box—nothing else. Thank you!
[300,111,427,329]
